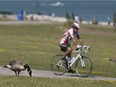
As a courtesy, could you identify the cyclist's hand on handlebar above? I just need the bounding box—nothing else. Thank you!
[83,45,91,52]
[77,45,81,48]
[76,45,81,51]
[82,45,87,48]
[75,45,90,53]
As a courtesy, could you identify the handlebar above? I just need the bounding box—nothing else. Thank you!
[73,45,90,54]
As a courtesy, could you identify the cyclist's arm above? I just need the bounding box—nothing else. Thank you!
[76,33,84,45]
[78,38,84,46]
[70,35,83,46]
[68,30,78,46]
[72,37,78,45]
[72,37,84,46]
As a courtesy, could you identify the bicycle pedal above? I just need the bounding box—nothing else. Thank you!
[65,68,70,71]
[68,69,75,73]
[82,66,85,68]
[68,63,71,65]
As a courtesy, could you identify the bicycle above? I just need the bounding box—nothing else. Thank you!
[51,45,93,77]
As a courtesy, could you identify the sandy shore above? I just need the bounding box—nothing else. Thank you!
[0,14,114,26]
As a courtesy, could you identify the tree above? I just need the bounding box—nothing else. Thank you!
[113,12,116,27]
[66,12,70,20]
[65,12,72,28]
[71,13,75,21]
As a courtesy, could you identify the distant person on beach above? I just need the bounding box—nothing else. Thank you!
[74,16,79,23]
[107,17,111,25]
[59,22,84,73]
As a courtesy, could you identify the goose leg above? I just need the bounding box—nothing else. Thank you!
[15,71,18,76]
[18,71,21,76]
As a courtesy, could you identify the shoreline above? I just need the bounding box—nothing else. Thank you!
[0,14,114,26]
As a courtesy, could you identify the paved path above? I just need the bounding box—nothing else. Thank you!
[0,67,116,81]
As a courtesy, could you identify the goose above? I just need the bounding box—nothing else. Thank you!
[3,60,32,77]
[109,58,116,63]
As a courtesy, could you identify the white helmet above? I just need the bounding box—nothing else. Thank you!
[72,22,80,29]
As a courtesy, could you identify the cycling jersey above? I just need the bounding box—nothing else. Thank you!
[60,28,80,45]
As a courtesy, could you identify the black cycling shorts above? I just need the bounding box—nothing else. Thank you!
[59,44,70,52]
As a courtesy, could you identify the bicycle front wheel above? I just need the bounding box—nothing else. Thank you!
[51,54,66,75]
[75,56,93,77]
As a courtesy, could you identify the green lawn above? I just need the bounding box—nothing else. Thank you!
[0,75,115,87]
[0,23,116,77]
[0,23,116,87]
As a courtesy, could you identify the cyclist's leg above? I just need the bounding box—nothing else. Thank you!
[59,44,72,60]
[63,47,72,69]
[64,46,75,73]
[59,44,70,68]
[64,47,72,59]
[59,44,75,73]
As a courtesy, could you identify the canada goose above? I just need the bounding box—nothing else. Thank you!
[109,58,116,63]
[3,60,32,77]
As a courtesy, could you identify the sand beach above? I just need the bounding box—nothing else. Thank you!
[0,14,114,26]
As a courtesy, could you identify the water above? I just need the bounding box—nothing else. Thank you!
[0,0,116,22]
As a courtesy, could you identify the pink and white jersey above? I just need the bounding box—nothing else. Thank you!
[60,28,80,45]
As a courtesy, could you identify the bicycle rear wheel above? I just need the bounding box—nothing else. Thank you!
[51,54,66,75]
[75,56,93,77]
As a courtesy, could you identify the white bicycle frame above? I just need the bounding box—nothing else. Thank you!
[68,45,90,68]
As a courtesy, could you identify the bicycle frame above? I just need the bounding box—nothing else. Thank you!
[68,45,90,68]
[57,60,65,68]
[68,51,84,68]
[51,45,92,76]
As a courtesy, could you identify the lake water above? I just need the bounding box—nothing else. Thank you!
[0,0,116,22]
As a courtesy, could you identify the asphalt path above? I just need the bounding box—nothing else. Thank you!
[0,67,116,81]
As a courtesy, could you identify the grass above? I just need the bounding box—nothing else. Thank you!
[0,24,63,70]
[0,23,115,87]
[0,75,115,87]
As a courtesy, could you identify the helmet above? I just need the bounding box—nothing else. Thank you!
[72,22,80,29]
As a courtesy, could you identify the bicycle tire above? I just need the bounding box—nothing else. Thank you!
[51,54,66,75]
[75,56,93,77]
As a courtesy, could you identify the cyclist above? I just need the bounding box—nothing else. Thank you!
[59,22,84,73]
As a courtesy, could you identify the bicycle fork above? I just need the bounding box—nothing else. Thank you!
[79,56,85,68]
